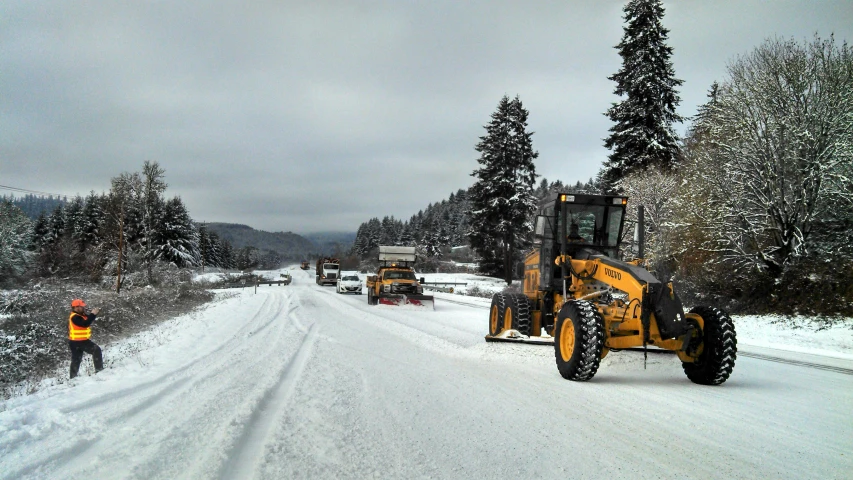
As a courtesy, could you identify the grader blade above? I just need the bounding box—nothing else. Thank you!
[485,330,553,345]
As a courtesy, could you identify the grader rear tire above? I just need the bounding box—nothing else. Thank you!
[505,294,532,336]
[554,301,605,381]
[682,306,737,385]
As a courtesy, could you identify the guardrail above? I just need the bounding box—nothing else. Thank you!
[420,281,467,293]
[218,279,291,289]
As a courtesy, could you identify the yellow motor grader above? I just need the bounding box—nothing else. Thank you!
[486,193,737,385]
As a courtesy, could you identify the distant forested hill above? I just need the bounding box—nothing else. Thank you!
[2,194,67,219]
[303,232,356,256]
[205,223,323,260]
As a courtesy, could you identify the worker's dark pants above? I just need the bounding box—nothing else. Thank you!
[69,340,103,378]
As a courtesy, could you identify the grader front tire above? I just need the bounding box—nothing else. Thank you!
[488,293,507,336]
[682,306,737,385]
[554,301,605,381]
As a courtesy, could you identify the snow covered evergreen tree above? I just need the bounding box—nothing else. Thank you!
[350,223,368,257]
[79,192,105,248]
[365,217,381,255]
[468,95,539,283]
[153,197,200,268]
[0,201,33,285]
[63,196,85,250]
[44,205,65,246]
[220,239,235,269]
[207,231,224,267]
[603,0,683,190]
[398,223,415,246]
[30,211,49,251]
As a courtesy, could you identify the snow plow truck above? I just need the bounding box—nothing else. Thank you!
[315,257,340,285]
[366,246,434,309]
[487,192,737,385]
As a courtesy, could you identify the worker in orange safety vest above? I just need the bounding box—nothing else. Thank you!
[68,298,104,378]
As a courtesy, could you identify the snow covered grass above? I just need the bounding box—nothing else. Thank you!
[734,314,853,359]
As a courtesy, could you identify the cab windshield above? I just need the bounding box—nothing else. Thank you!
[342,276,360,281]
[384,271,416,281]
[563,205,624,249]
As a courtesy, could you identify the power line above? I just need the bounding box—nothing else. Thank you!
[0,184,73,198]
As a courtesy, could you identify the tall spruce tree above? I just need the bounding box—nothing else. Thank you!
[603,0,683,189]
[468,95,538,284]
[154,197,200,268]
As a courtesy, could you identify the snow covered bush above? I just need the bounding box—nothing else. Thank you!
[461,285,494,299]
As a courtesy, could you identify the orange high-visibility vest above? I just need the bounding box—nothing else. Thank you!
[68,312,91,341]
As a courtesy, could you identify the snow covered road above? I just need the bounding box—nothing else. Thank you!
[2,267,852,479]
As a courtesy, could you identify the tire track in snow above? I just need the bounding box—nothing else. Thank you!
[739,351,853,375]
[217,321,320,480]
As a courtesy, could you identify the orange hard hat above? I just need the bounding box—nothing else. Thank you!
[71,299,86,308]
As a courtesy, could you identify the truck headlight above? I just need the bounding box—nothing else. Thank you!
[416,286,423,294]
[383,284,390,292]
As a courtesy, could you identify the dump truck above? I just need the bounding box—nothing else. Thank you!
[366,246,434,309]
[315,257,340,286]
[486,192,737,385]
[300,260,310,270]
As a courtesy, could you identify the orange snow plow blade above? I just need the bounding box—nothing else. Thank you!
[378,294,435,310]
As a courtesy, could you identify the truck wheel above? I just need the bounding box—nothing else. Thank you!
[488,293,507,336]
[682,306,737,385]
[554,301,605,381]
[505,294,532,336]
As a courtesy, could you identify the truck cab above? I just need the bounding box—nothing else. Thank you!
[316,257,340,285]
[365,246,434,309]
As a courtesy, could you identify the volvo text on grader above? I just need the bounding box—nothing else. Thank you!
[486,193,737,385]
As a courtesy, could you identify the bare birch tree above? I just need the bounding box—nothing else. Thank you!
[105,172,142,293]
[141,161,167,284]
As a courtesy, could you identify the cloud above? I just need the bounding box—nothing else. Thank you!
[2,0,851,232]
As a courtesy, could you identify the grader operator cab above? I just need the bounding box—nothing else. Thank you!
[486,193,737,385]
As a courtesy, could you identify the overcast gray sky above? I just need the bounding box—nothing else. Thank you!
[2,1,851,233]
